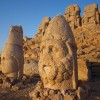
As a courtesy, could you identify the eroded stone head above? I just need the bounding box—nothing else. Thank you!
[1,26,24,79]
[38,14,78,90]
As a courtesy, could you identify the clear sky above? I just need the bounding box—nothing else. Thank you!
[0,0,100,51]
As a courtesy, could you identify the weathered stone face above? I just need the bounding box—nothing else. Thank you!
[1,26,24,79]
[38,15,78,90]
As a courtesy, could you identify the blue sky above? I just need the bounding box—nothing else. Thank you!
[0,0,100,51]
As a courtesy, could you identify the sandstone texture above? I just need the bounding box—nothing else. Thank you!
[38,14,78,90]
[1,26,24,79]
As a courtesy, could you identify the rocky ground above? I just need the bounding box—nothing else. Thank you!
[0,71,100,100]
[0,72,40,100]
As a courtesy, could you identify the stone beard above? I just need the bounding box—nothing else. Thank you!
[38,15,78,90]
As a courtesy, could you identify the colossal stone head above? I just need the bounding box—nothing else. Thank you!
[38,15,78,90]
[1,26,24,79]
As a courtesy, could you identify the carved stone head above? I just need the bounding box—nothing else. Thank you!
[38,15,78,90]
[1,26,24,79]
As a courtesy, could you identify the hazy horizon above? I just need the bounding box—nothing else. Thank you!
[0,0,100,52]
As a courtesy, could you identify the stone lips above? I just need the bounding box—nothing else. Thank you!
[38,14,78,90]
[1,26,24,79]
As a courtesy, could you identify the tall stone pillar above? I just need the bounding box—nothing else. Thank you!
[38,14,78,90]
[1,26,24,80]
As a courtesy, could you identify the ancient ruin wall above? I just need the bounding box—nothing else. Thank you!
[64,4,100,29]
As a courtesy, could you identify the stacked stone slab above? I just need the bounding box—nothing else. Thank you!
[39,14,78,90]
[1,26,24,79]
[23,17,51,76]
[64,4,81,30]
[82,4,100,26]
